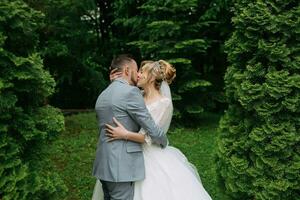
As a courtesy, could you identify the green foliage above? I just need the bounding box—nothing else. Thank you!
[27,0,107,108]
[218,1,300,199]
[7,0,232,112]
[112,0,232,119]
[0,0,66,199]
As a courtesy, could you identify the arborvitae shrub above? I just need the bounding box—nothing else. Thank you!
[217,1,300,199]
[0,1,67,199]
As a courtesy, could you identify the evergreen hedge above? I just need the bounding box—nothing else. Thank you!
[0,1,66,199]
[217,1,300,199]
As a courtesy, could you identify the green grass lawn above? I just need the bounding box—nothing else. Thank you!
[49,112,232,200]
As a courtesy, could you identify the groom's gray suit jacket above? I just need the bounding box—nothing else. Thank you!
[93,78,168,182]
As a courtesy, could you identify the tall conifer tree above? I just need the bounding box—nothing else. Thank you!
[218,1,300,199]
[0,1,66,199]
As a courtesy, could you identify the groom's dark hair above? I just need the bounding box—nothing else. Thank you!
[110,54,134,72]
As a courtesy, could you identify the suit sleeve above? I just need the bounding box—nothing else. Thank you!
[126,87,168,148]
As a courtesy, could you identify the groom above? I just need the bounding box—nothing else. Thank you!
[93,54,168,200]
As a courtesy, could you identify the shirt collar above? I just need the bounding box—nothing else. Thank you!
[114,77,129,85]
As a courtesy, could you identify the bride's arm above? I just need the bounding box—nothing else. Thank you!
[105,117,146,143]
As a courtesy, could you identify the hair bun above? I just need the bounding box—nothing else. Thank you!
[158,60,176,84]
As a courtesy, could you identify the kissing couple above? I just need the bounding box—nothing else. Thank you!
[92,54,212,200]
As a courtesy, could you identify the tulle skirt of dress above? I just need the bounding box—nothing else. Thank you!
[133,145,212,200]
[92,145,212,200]
[92,180,104,200]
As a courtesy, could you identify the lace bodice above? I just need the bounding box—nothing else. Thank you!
[139,97,173,145]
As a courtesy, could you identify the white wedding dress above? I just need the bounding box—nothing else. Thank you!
[92,94,212,200]
[133,97,212,200]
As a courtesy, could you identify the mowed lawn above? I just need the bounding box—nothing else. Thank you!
[48,112,232,200]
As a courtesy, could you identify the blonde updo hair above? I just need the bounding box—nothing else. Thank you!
[140,59,176,90]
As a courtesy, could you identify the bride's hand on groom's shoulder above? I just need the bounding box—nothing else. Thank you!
[109,68,122,82]
[105,117,129,142]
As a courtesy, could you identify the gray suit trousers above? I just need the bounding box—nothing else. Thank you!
[100,180,134,200]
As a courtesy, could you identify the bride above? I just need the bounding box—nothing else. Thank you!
[92,60,212,200]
